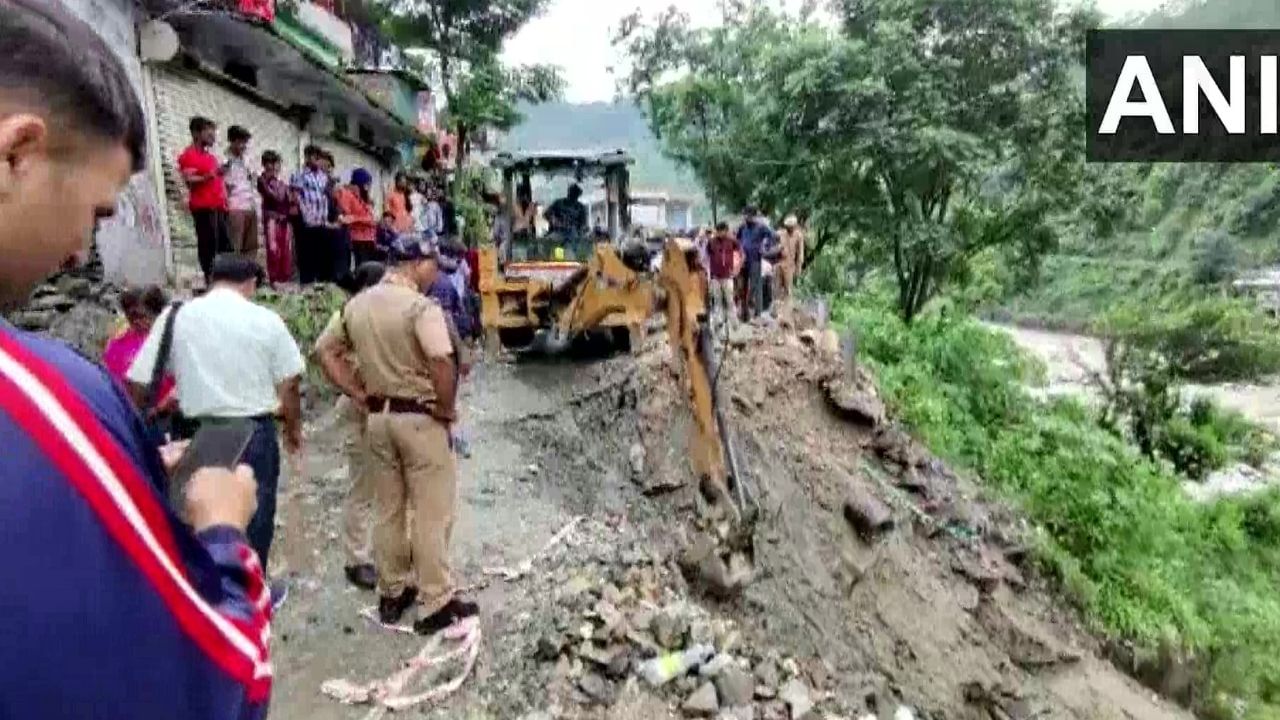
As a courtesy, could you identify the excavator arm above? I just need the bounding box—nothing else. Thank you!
[550,238,754,522]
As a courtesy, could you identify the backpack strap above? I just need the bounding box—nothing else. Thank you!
[143,301,183,413]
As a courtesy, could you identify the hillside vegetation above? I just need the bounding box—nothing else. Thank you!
[1002,1,1280,328]
[499,100,708,214]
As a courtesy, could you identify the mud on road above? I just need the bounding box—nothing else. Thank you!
[268,318,1191,720]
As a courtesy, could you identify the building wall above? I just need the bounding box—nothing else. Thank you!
[61,0,168,286]
[150,65,305,277]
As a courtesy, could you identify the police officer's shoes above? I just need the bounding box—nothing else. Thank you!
[413,597,479,636]
[344,564,377,591]
[378,587,419,625]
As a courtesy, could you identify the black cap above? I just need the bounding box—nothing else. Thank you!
[386,236,438,264]
[209,253,265,285]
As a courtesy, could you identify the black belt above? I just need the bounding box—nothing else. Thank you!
[366,396,435,415]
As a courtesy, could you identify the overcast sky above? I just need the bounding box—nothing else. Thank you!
[501,0,1169,103]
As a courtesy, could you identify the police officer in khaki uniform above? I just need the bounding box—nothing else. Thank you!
[315,261,387,591]
[318,240,478,635]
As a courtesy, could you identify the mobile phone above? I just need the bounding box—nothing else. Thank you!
[168,420,256,511]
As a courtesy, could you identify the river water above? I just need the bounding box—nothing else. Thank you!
[989,324,1280,500]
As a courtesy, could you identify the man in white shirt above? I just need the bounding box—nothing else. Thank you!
[129,254,305,573]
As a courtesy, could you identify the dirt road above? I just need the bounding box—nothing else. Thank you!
[270,358,618,719]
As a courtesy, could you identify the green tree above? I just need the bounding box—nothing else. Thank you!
[618,0,1093,322]
[376,0,564,164]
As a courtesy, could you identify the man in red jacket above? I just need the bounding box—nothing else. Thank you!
[0,2,272,717]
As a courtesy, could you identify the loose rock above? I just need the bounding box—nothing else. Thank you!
[843,483,894,540]
[754,658,780,699]
[683,681,720,716]
[715,664,756,707]
[577,672,616,706]
[780,678,814,719]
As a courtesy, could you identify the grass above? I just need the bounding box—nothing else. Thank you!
[836,295,1280,718]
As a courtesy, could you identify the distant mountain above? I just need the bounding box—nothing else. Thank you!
[500,100,707,208]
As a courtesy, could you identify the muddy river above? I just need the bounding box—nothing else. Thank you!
[990,324,1280,434]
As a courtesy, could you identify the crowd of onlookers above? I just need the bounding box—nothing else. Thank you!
[176,115,482,344]
[685,206,807,334]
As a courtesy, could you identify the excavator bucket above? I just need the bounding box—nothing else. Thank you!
[657,239,759,526]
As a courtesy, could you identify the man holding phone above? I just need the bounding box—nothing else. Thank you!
[0,2,271,717]
[129,254,305,578]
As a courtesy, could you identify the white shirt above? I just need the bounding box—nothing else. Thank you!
[128,287,305,418]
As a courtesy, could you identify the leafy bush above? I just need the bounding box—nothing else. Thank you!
[1097,294,1280,386]
[838,297,1280,716]
[1156,415,1227,481]
[257,285,345,389]
[1192,230,1240,286]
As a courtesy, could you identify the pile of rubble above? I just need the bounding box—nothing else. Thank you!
[5,272,123,358]
[524,536,921,720]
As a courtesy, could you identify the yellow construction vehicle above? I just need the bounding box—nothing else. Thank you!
[478,150,754,524]
[478,150,652,353]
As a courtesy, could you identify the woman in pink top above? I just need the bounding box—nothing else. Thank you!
[103,286,177,432]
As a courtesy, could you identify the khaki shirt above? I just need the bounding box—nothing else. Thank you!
[779,228,805,269]
[324,278,454,403]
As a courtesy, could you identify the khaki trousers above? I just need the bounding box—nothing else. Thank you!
[777,262,796,302]
[366,411,457,614]
[337,396,374,566]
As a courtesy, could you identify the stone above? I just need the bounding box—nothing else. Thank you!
[689,619,715,646]
[754,659,781,699]
[680,533,718,571]
[577,672,616,705]
[629,443,646,478]
[10,309,56,330]
[822,375,885,427]
[29,293,75,312]
[607,647,633,679]
[892,707,916,720]
[780,678,814,719]
[653,607,690,650]
[534,634,563,662]
[682,681,720,716]
[715,665,756,708]
[594,600,628,638]
[56,276,94,300]
[717,707,754,720]
[843,484,894,540]
[699,654,733,678]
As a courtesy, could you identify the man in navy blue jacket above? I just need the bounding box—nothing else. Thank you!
[736,206,776,320]
[0,1,272,717]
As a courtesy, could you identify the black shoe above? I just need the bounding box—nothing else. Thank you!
[377,587,418,625]
[413,597,479,636]
[344,564,377,591]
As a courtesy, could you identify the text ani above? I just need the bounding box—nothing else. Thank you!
[1099,55,1280,134]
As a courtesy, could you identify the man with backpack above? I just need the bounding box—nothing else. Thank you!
[128,254,304,580]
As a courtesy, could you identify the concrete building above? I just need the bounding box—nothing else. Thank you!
[58,0,428,285]
[588,189,694,234]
